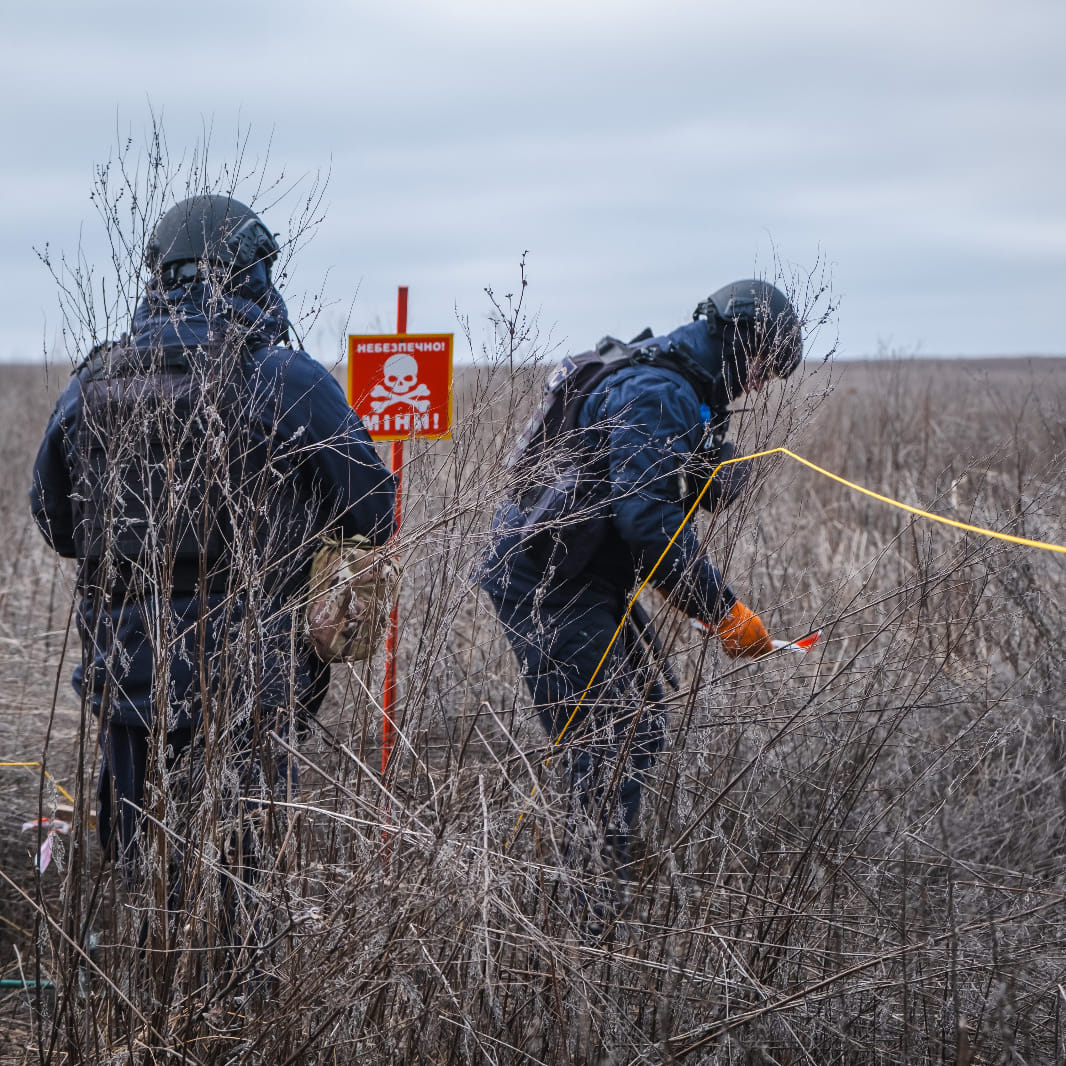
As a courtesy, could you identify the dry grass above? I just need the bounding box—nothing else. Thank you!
[2,344,1066,1065]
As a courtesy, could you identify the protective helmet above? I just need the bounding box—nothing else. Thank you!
[145,195,279,283]
[694,278,803,380]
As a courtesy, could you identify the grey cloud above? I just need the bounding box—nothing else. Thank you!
[2,0,1064,362]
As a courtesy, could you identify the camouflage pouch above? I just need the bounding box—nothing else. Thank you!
[305,537,399,662]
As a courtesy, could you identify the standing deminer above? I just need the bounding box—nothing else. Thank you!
[30,195,395,960]
[480,278,803,910]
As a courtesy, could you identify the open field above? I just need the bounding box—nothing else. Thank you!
[2,354,1066,1064]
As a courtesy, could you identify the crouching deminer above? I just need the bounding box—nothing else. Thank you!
[30,195,395,978]
[480,279,803,924]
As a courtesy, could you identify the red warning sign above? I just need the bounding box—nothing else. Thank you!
[348,333,453,441]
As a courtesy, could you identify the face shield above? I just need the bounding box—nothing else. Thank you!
[695,279,803,391]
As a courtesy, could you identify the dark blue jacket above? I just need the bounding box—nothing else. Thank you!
[481,319,736,624]
[30,273,396,728]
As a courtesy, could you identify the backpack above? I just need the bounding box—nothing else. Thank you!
[502,331,743,578]
[505,331,656,481]
[502,332,684,574]
[506,329,733,478]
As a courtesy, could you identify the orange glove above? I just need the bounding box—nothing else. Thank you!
[714,601,773,659]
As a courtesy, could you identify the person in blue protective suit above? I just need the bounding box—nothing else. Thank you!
[480,279,803,894]
[29,196,396,914]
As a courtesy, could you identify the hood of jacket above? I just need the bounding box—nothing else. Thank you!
[130,262,291,355]
[641,318,749,411]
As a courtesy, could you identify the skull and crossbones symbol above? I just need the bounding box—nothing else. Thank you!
[370,353,431,413]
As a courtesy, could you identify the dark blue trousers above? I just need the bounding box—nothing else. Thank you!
[95,659,329,865]
[490,579,667,867]
[97,723,191,866]
[97,711,306,963]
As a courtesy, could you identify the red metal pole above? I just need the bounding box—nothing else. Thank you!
[381,286,407,780]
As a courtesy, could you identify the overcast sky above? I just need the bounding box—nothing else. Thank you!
[3,0,1064,365]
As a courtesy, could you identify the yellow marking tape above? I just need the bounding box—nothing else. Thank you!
[0,763,76,805]
[507,446,1066,847]
[774,447,1066,553]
